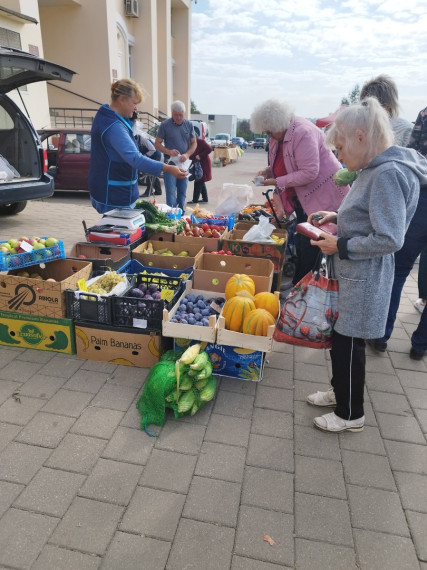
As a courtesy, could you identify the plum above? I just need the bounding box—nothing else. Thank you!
[197,300,206,309]
[138,283,147,292]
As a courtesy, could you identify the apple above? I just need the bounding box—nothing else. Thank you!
[0,246,10,254]
[32,242,45,250]
[78,254,87,259]
[18,270,30,277]
[8,239,18,248]
[19,236,29,242]
[45,278,57,282]
[38,238,46,245]
[30,273,43,280]
[9,248,17,255]
[45,237,58,247]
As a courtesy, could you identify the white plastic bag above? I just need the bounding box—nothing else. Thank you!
[214,183,253,215]
[242,215,275,243]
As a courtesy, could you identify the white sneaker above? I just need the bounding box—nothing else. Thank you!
[414,299,426,313]
[313,412,364,433]
[306,388,336,407]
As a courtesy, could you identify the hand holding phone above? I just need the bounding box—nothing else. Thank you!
[296,221,337,240]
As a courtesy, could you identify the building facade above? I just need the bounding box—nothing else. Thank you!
[0,0,191,129]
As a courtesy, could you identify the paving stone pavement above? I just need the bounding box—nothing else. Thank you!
[0,153,426,569]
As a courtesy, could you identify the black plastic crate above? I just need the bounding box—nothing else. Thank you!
[111,272,183,331]
[65,289,113,324]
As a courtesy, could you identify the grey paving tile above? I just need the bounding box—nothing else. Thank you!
[63,369,110,393]
[260,366,294,389]
[295,492,353,547]
[234,505,294,566]
[294,399,327,427]
[36,355,84,378]
[0,480,23,518]
[293,346,328,365]
[0,508,58,569]
[0,395,45,425]
[376,412,425,444]
[365,355,396,374]
[139,449,197,493]
[266,349,294,370]
[204,413,251,446]
[405,386,427,411]
[339,425,386,455]
[102,425,154,464]
[294,424,341,460]
[19,374,67,399]
[41,388,94,417]
[390,351,427,371]
[295,538,357,570]
[368,391,413,416]
[294,362,330,383]
[415,408,427,433]
[294,379,330,402]
[0,346,23,366]
[120,486,185,540]
[155,419,205,454]
[295,455,346,499]
[45,433,107,474]
[246,433,294,473]
[213,389,254,418]
[183,475,241,526]
[354,529,419,570]
[406,512,427,563]
[0,441,51,484]
[102,532,170,570]
[251,407,293,439]
[361,400,378,427]
[242,466,294,513]
[15,349,57,364]
[176,398,214,426]
[384,439,427,474]
[195,441,246,482]
[0,359,45,382]
[0,421,21,452]
[365,371,404,394]
[80,359,117,374]
[396,368,427,389]
[90,382,140,411]
[70,406,124,439]
[13,467,85,517]
[120,397,142,429]
[109,365,149,388]
[341,449,396,490]
[0,379,24,406]
[49,496,123,555]
[394,471,427,513]
[32,545,101,570]
[347,485,410,536]
[167,518,234,570]
[220,376,257,395]
[254,385,293,412]
[79,458,142,506]
[15,412,75,448]
[232,556,289,569]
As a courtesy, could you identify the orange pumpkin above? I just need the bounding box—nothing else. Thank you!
[242,308,276,336]
[253,292,280,318]
[222,295,256,332]
[225,274,256,300]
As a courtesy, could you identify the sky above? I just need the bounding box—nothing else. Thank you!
[190,0,427,123]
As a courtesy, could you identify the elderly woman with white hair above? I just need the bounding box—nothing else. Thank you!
[250,99,350,283]
[305,97,426,433]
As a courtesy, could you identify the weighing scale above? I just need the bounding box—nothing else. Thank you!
[97,208,146,231]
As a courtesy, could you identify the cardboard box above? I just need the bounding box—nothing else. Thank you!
[132,240,203,271]
[74,322,162,368]
[67,242,131,272]
[0,310,75,354]
[192,254,274,294]
[0,259,92,318]
[174,228,229,253]
[174,338,265,382]
[216,315,276,353]
[219,228,287,268]
[162,282,219,343]
[145,229,175,242]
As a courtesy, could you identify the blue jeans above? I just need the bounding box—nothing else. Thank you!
[163,171,188,211]
[381,190,427,351]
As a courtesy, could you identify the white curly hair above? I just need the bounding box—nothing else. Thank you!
[250,99,295,134]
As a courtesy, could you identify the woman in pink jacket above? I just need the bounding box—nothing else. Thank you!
[250,99,350,283]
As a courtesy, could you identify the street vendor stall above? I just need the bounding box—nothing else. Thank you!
[213,146,242,166]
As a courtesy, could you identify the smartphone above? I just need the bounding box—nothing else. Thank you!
[296,222,337,240]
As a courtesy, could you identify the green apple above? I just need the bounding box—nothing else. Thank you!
[0,246,10,254]
[39,238,46,245]
[30,273,43,280]
[8,239,18,249]
[45,237,58,247]
[32,242,45,250]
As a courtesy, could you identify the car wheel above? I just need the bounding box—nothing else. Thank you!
[0,201,27,215]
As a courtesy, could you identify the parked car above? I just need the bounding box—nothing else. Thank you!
[211,133,231,148]
[190,120,209,140]
[253,137,268,149]
[38,129,91,191]
[0,46,74,215]
[231,137,247,149]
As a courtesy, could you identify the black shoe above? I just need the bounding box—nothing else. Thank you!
[187,200,199,204]
[154,190,162,195]
[200,200,208,204]
[140,192,151,198]
[410,347,425,360]
[366,338,387,352]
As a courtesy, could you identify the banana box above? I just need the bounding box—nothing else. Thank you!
[174,338,265,382]
[74,322,162,368]
[0,310,75,354]
[132,240,203,271]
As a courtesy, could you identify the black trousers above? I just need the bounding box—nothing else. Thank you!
[192,180,208,202]
[330,331,366,421]
[292,205,321,284]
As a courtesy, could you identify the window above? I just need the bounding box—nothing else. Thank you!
[0,27,21,49]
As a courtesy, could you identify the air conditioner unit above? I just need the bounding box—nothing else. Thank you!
[125,0,139,18]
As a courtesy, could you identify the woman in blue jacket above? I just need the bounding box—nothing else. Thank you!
[89,79,187,214]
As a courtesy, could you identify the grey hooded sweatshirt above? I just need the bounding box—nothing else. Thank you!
[332,145,427,338]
